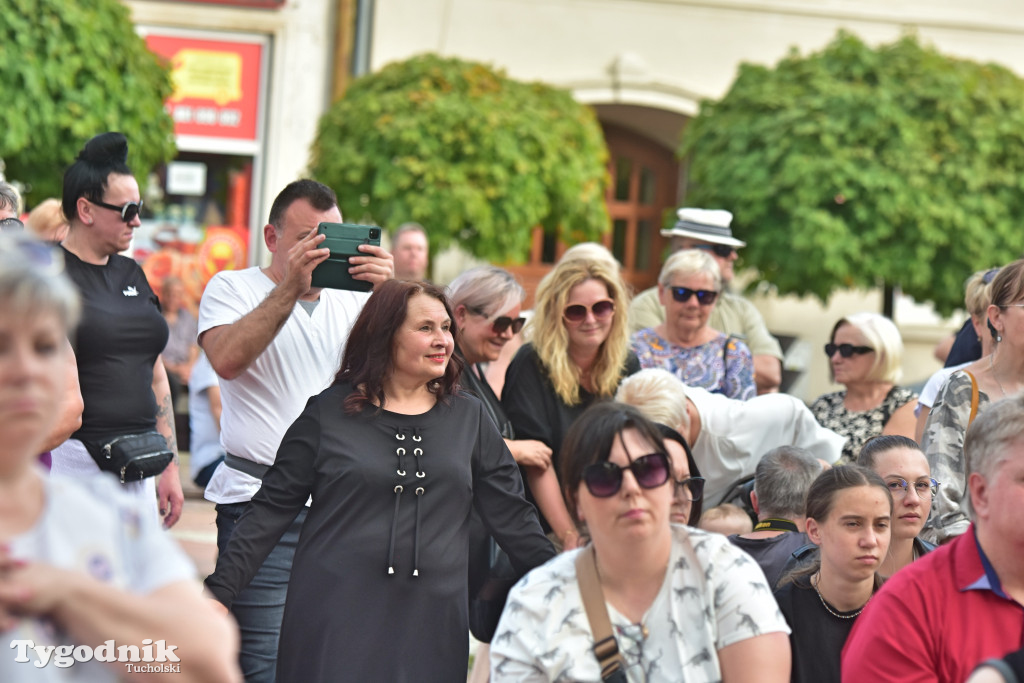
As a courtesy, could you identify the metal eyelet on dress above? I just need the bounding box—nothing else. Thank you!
[394,485,404,493]
[416,471,425,478]
[415,487,424,495]
[412,435,422,442]
[396,448,406,455]
[398,470,407,476]
[396,434,406,440]
[413,448,423,456]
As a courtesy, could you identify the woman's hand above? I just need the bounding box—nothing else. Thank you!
[0,551,74,621]
[507,439,552,470]
[559,528,582,551]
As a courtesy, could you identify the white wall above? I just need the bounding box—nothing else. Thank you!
[127,0,337,264]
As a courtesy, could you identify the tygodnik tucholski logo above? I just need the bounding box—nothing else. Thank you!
[10,638,181,672]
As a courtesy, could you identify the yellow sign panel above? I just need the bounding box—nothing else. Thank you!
[169,50,243,106]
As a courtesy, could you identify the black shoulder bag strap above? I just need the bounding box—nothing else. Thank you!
[575,545,628,682]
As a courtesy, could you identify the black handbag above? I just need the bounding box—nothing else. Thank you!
[85,431,174,483]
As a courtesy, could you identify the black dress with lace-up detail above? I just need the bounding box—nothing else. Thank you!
[205,382,553,682]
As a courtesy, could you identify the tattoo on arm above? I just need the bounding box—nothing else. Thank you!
[155,392,179,463]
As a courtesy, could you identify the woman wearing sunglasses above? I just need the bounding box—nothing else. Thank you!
[774,465,891,683]
[632,249,756,400]
[810,312,917,464]
[52,132,184,527]
[490,402,790,682]
[921,259,1024,544]
[857,435,937,576]
[503,255,639,550]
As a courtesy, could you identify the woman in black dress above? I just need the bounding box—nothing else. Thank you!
[205,279,554,682]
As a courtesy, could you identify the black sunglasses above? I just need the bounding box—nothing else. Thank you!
[582,453,671,498]
[824,343,874,358]
[469,307,525,335]
[670,287,718,305]
[674,476,705,502]
[564,299,615,323]
[694,244,737,258]
[91,198,143,223]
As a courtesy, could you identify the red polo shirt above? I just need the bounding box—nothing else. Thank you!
[842,525,1024,682]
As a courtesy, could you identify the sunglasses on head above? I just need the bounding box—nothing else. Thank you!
[669,287,718,305]
[824,342,874,358]
[468,306,525,335]
[694,244,737,258]
[582,452,671,498]
[563,299,615,323]
[0,217,23,232]
[90,198,143,223]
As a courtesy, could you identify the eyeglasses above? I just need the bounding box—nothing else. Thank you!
[0,217,23,232]
[582,453,671,498]
[669,287,718,306]
[693,244,737,258]
[674,476,705,503]
[563,299,615,323]
[468,307,525,335]
[824,343,875,358]
[90,198,143,223]
[886,478,939,499]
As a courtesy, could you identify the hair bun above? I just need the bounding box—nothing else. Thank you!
[77,132,128,166]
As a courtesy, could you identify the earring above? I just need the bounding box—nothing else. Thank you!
[997,333,1003,342]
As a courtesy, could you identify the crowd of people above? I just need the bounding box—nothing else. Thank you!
[3,129,1024,682]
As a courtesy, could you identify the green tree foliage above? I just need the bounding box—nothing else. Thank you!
[682,31,1024,315]
[310,54,609,262]
[0,0,175,203]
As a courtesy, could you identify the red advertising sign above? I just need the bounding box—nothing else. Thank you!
[145,34,263,143]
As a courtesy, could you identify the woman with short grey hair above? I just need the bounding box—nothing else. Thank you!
[631,249,756,399]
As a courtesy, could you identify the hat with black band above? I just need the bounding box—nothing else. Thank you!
[661,208,745,248]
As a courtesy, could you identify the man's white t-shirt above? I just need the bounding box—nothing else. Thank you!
[198,267,368,504]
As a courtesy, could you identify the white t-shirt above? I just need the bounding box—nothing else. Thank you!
[915,361,970,415]
[491,526,789,683]
[187,351,224,479]
[198,268,368,504]
[0,473,196,681]
[688,386,846,505]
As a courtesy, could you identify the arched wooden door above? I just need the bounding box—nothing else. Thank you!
[504,122,680,305]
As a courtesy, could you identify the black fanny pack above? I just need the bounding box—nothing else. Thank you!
[84,431,174,483]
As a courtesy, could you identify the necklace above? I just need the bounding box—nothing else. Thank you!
[812,574,867,619]
[991,354,1009,397]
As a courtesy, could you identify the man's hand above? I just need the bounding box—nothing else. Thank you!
[348,244,394,288]
[157,462,185,529]
[280,228,330,298]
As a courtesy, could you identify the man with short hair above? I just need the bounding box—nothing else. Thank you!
[198,179,393,682]
[842,395,1024,682]
[628,208,783,393]
[391,221,429,281]
[728,446,822,589]
[616,368,844,507]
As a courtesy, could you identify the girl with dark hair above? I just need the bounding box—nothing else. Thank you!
[54,132,183,527]
[858,435,937,576]
[773,465,892,683]
[491,402,790,682]
[205,279,553,682]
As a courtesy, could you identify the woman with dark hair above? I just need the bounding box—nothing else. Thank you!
[53,132,183,527]
[205,279,553,681]
[857,435,937,576]
[773,465,892,683]
[922,258,1024,543]
[491,402,789,682]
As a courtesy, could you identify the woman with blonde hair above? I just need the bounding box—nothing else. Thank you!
[503,254,639,549]
[922,258,1024,543]
[632,249,756,399]
[810,312,917,464]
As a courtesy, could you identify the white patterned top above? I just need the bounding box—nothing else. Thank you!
[491,525,790,682]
